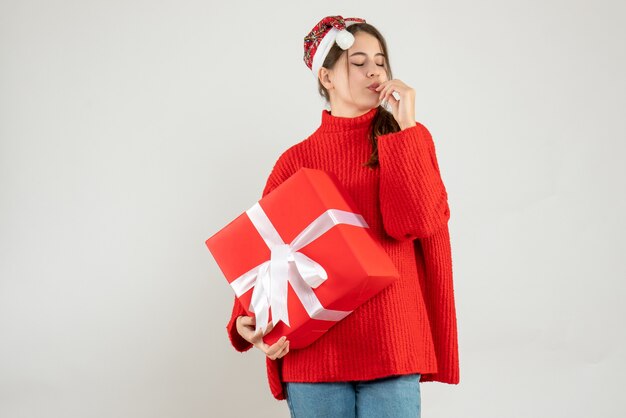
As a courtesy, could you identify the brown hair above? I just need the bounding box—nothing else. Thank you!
[317,22,401,169]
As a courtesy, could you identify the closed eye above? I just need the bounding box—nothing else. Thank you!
[353,64,385,67]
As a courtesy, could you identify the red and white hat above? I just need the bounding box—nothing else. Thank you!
[303,15,366,78]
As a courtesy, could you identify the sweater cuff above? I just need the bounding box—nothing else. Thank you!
[377,122,435,150]
[227,298,253,352]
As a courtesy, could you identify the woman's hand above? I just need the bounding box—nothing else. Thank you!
[375,79,417,130]
[236,315,290,360]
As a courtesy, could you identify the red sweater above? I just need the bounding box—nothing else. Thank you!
[226,106,459,400]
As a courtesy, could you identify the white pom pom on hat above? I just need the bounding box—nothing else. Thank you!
[334,29,355,50]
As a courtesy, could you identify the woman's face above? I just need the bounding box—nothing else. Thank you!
[320,31,389,116]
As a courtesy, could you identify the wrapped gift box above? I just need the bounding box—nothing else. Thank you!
[205,167,399,349]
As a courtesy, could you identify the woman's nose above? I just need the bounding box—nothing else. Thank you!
[368,65,381,77]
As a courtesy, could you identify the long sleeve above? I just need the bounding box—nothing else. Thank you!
[415,223,460,384]
[378,121,459,383]
[377,122,450,241]
[224,146,300,400]
[225,147,300,352]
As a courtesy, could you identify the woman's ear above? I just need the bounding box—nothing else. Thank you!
[318,67,333,90]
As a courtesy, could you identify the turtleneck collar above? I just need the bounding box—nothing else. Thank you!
[318,107,378,133]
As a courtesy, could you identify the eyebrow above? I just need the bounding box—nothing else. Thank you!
[349,52,386,58]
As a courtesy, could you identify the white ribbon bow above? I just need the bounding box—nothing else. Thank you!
[229,202,369,335]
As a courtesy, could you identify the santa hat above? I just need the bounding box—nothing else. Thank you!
[303,15,366,78]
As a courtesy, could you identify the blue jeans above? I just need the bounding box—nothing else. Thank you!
[285,373,421,418]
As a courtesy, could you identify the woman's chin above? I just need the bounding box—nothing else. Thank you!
[363,94,380,106]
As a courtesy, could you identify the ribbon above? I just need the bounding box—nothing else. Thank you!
[229,202,370,336]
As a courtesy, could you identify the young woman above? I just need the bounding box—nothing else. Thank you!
[226,15,459,417]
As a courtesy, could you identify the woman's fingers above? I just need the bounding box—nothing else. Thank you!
[242,318,290,359]
[266,342,289,360]
[275,340,290,359]
[241,315,255,326]
[377,80,395,101]
[250,327,265,344]
[377,79,411,102]
[263,321,274,336]
[264,337,288,360]
[247,319,276,343]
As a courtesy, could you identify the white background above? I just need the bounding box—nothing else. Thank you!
[1,1,625,417]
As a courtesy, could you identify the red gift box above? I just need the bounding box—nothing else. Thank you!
[206,167,399,349]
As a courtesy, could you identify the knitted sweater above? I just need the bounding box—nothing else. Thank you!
[226,106,459,401]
